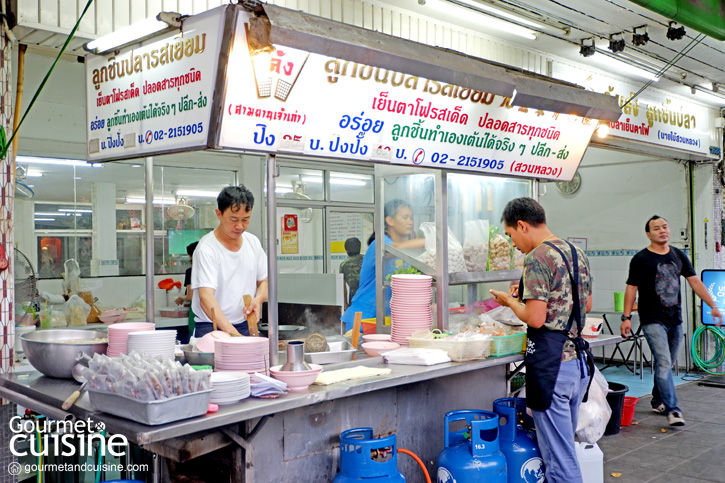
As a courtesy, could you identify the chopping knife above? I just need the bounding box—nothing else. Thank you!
[244,294,259,336]
[62,381,88,410]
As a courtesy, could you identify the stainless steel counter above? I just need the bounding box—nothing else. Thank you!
[0,333,620,446]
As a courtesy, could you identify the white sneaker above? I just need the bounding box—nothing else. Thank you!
[652,403,666,414]
[667,411,685,426]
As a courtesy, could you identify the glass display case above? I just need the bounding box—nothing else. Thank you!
[375,165,532,330]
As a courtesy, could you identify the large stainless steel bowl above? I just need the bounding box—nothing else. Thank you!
[181,344,214,367]
[258,323,307,339]
[20,329,108,379]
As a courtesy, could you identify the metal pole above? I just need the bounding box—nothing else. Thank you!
[266,155,279,365]
[145,157,155,324]
[435,170,449,331]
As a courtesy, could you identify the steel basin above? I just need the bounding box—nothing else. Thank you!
[181,344,215,368]
[20,329,108,379]
[258,323,307,339]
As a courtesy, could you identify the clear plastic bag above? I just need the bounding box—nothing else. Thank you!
[64,294,90,327]
[488,227,512,271]
[62,259,81,295]
[576,367,612,444]
[513,247,525,269]
[417,222,467,273]
[463,219,490,272]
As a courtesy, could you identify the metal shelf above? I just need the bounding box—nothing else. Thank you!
[384,245,521,285]
[449,269,521,285]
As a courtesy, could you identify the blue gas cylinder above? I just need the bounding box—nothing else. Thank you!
[436,410,507,483]
[333,427,406,482]
[493,398,545,483]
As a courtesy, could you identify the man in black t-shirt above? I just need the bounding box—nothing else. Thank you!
[621,215,721,426]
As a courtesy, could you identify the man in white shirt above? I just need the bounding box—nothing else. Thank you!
[191,186,268,337]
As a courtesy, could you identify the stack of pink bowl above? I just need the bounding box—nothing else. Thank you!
[107,322,155,357]
[390,274,433,345]
[214,337,270,375]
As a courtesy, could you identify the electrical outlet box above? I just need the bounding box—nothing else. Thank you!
[716,117,725,129]
[680,228,688,240]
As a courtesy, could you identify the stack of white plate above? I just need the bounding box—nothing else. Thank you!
[390,274,433,345]
[107,322,155,357]
[214,337,270,375]
[210,372,251,404]
[126,330,177,360]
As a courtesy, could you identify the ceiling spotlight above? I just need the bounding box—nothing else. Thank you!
[667,21,686,41]
[632,25,649,46]
[608,33,625,53]
[580,38,596,57]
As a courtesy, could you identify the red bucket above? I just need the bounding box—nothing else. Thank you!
[621,396,639,426]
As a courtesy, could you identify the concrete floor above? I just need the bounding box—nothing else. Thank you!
[597,379,725,482]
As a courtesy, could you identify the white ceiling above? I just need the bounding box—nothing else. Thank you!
[12,0,725,205]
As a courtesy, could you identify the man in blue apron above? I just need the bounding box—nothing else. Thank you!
[490,197,594,483]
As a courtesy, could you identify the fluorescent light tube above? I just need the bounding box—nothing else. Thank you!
[85,16,171,54]
[125,197,176,205]
[25,169,43,177]
[301,176,367,186]
[17,156,103,167]
[176,190,219,198]
[34,218,55,222]
[428,0,537,40]
[58,209,93,213]
[594,53,659,82]
[34,212,62,216]
[450,0,547,30]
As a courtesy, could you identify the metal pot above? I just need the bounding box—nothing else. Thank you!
[20,329,108,379]
[258,323,307,339]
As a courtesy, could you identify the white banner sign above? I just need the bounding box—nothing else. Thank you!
[554,64,713,156]
[85,7,226,161]
[218,12,596,181]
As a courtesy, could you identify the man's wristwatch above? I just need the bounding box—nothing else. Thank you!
[621,315,632,322]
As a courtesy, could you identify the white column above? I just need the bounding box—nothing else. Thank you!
[91,182,119,276]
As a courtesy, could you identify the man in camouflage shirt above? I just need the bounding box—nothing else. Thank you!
[339,238,364,308]
[490,197,592,483]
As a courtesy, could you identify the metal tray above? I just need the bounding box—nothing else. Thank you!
[88,389,212,426]
[304,340,356,364]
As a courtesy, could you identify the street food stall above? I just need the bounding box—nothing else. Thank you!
[2,3,623,481]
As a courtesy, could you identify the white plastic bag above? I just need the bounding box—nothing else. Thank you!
[417,222,467,273]
[463,219,489,272]
[62,259,81,295]
[576,367,612,443]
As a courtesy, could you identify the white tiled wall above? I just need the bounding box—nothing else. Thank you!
[588,253,635,310]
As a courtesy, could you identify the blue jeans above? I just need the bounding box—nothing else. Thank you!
[642,322,683,414]
[531,357,590,483]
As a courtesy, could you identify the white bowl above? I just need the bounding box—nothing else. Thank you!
[362,341,400,357]
[362,334,392,343]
